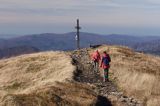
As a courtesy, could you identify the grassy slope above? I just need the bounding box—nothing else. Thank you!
[0,45,160,106]
[92,45,160,106]
[0,51,75,94]
[0,51,99,106]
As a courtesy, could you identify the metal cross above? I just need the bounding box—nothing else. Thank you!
[75,19,81,49]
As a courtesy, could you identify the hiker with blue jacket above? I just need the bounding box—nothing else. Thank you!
[100,51,111,82]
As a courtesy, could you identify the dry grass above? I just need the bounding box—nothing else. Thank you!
[1,82,98,106]
[91,45,160,106]
[1,45,160,106]
[0,51,80,105]
[0,51,109,106]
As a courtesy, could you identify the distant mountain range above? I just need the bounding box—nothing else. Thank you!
[0,46,39,59]
[134,39,160,55]
[0,32,160,59]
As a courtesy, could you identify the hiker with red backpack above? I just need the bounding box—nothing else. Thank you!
[91,50,101,72]
[100,51,111,82]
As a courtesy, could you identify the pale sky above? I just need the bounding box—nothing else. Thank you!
[0,0,160,36]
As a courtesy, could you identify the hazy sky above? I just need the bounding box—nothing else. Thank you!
[0,0,160,36]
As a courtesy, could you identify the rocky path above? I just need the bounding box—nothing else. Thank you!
[71,49,142,106]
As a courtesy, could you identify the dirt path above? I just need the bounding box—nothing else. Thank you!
[71,49,142,106]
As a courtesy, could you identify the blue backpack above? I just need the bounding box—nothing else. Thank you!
[103,56,110,65]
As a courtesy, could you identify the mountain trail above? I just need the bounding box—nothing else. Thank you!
[71,49,142,106]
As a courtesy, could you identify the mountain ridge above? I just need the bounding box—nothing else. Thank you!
[0,46,39,59]
[0,32,160,59]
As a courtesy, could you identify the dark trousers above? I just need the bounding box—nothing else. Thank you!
[104,69,109,79]
[102,68,109,82]
[93,61,99,72]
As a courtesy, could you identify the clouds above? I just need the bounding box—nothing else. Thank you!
[0,0,159,15]
[147,0,160,4]
[0,0,160,35]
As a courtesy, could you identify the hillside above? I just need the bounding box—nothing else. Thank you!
[0,46,39,59]
[0,52,74,96]
[69,45,160,106]
[134,39,160,55]
[0,33,76,51]
[94,45,160,106]
[0,45,159,106]
[0,51,110,106]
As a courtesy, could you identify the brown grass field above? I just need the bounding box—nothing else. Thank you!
[0,51,100,106]
[0,45,160,106]
[0,51,75,94]
[90,45,160,106]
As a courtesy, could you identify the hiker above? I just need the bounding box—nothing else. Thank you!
[91,50,101,72]
[100,51,111,82]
